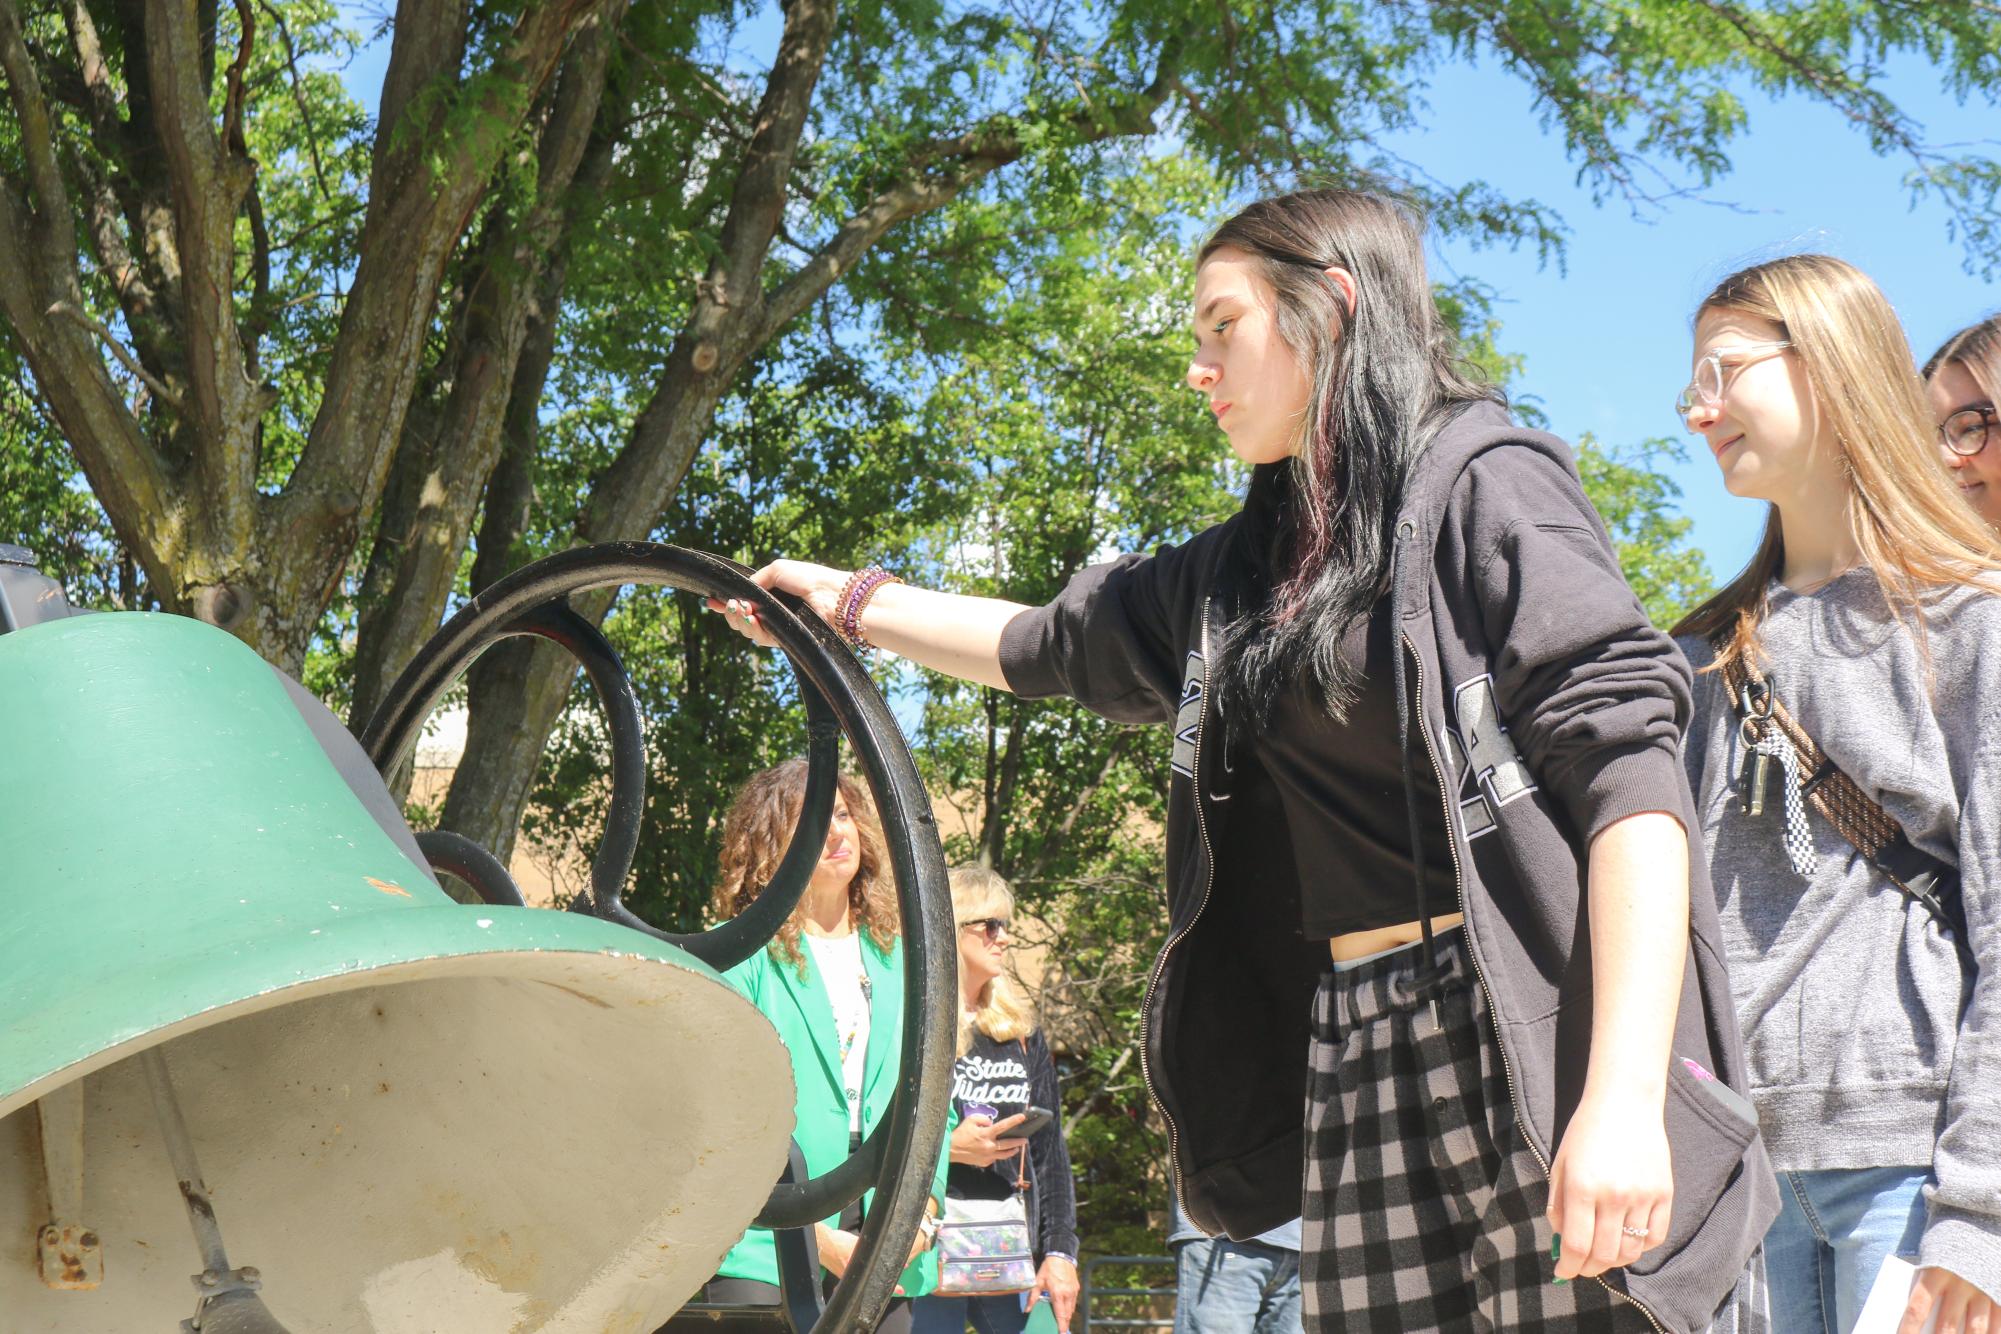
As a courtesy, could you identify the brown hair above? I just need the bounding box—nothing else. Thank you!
[1670,255,2001,670]
[1923,312,2001,415]
[709,758,898,972]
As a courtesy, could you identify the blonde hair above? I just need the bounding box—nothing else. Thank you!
[950,865,1035,1054]
[1924,313,2001,421]
[709,759,898,975]
[1672,255,2001,669]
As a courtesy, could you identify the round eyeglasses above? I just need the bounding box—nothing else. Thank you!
[960,917,1010,944]
[1939,405,1998,458]
[1675,341,1792,426]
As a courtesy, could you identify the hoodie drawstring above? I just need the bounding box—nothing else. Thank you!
[1391,516,1447,1027]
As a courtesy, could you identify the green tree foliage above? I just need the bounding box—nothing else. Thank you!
[3,0,1996,864]
[1575,434,1716,628]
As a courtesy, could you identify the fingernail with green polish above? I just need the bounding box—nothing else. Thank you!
[1551,1233,1567,1286]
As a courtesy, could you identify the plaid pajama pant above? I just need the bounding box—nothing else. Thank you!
[1302,930,1767,1333]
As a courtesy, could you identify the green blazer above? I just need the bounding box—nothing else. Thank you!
[716,931,951,1294]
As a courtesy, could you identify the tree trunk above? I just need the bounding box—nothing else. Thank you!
[443,372,732,862]
[977,692,1023,871]
[347,10,625,731]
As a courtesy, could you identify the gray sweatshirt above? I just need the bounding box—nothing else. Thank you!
[1678,570,2001,1301]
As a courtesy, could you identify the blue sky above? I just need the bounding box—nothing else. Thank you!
[1371,54,2001,581]
[333,13,1998,585]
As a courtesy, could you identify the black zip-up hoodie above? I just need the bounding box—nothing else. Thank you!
[996,403,1778,1333]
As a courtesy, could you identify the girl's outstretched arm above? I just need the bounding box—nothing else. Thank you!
[713,559,1027,691]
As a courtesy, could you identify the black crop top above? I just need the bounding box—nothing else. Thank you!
[1251,599,1459,940]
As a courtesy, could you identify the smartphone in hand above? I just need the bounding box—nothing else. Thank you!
[1012,1105,1055,1139]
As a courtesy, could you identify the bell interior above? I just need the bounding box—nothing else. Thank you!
[0,950,796,1333]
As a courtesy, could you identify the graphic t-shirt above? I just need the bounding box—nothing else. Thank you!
[804,931,870,1133]
[946,1028,1079,1261]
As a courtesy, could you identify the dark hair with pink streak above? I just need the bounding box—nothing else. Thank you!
[1199,188,1501,726]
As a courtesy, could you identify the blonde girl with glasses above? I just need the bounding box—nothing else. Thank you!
[1672,255,2001,1334]
[1922,315,2001,530]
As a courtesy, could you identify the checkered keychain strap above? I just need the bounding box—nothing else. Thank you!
[1751,729,1818,877]
[1723,653,1817,879]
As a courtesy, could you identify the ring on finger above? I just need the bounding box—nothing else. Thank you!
[1619,1225,1649,1240]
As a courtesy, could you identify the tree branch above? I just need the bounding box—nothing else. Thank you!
[58,7,176,351]
[45,300,185,412]
[61,1,129,148]
[257,0,335,208]
[0,0,79,264]
[0,199,180,604]
[346,3,625,729]
[759,53,1180,344]
[77,0,191,353]
[72,153,162,324]
[220,0,254,155]
[274,0,605,566]
[1022,731,1135,884]
[133,0,271,564]
[709,0,837,303]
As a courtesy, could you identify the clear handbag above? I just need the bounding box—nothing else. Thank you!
[935,1192,1036,1295]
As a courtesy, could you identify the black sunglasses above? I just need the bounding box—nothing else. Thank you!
[961,917,1010,944]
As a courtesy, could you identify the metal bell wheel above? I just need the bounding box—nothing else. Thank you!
[0,542,955,1333]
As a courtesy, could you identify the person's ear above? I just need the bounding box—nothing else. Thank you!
[1322,265,1358,326]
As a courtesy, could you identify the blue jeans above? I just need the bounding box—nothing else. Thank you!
[1764,1166,1929,1334]
[1173,1237,1302,1334]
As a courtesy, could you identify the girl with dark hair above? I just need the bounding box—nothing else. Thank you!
[1922,314,2001,530]
[1674,258,2001,1334]
[716,187,1774,1332]
[699,759,950,1329]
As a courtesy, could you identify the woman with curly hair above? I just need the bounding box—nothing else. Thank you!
[699,758,950,1330]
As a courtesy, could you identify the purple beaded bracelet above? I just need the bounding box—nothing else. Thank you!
[838,566,901,650]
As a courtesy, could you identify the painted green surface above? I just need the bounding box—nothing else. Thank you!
[0,611,722,1114]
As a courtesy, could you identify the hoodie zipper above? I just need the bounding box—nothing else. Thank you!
[1400,629,1667,1334]
[1142,597,1217,1222]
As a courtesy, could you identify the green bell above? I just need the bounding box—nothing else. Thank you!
[0,611,796,1331]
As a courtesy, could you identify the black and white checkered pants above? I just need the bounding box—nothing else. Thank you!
[1302,930,1766,1333]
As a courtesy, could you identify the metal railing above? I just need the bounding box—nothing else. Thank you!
[1077,1255,1176,1333]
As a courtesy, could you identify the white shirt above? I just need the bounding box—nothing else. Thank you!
[804,931,871,1133]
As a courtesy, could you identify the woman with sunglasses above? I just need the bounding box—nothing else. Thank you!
[1922,316,2001,530]
[1672,257,2001,1334]
[912,866,1080,1334]
[716,186,1773,1332]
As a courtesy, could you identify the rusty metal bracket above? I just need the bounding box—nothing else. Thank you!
[35,1081,103,1289]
